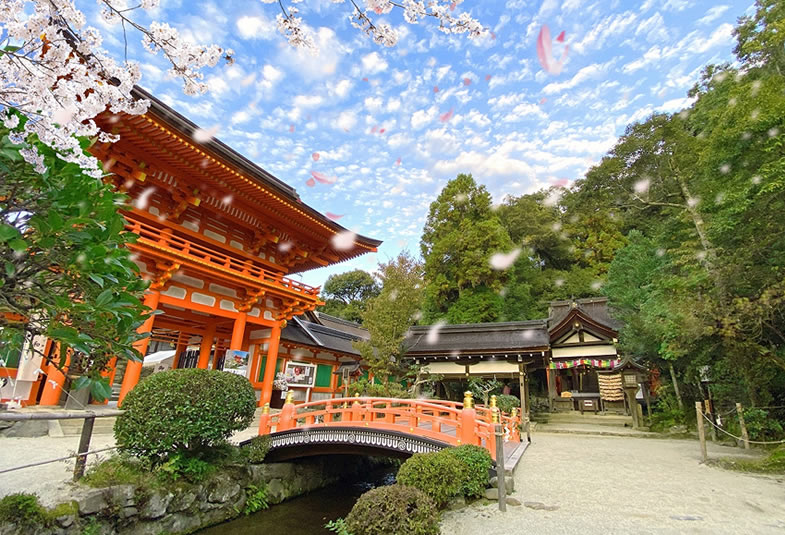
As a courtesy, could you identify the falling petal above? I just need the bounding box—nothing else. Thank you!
[552,178,569,187]
[278,242,293,253]
[379,128,386,134]
[200,159,210,168]
[331,230,357,251]
[463,78,472,86]
[426,320,447,345]
[633,178,650,194]
[362,77,369,82]
[289,125,295,133]
[556,30,566,43]
[537,25,568,75]
[133,187,156,210]
[371,125,379,134]
[539,97,547,105]
[52,106,75,125]
[554,278,565,287]
[440,109,454,122]
[395,157,402,166]
[719,164,731,174]
[491,31,496,40]
[485,74,492,81]
[306,178,316,187]
[311,170,336,184]
[312,152,320,161]
[325,212,344,220]
[490,248,521,270]
[193,125,220,143]
[450,2,456,11]
[103,158,116,171]
[433,86,439,93]
[222,195,233,205]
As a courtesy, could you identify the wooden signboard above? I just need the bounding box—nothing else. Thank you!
[285,362,317,388]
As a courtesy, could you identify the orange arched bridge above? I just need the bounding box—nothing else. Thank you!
[256,394,526,465]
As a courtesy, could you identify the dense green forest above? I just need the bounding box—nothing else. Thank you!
[322,1,785,410]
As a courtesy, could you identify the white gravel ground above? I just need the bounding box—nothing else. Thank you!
[440,433,785,535]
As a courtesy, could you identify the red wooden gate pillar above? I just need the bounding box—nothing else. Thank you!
[259,321,283,406]
[118,289,160,406]
[39,344,70,406]
[460,391,477,446]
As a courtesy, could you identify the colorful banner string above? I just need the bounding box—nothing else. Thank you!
[549,358,621,370]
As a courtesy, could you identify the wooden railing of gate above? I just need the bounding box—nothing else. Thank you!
[258,393,521,460]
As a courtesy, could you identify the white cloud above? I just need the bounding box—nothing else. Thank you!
[636,12,669,43]
[543,62,610,95]
[293,95,323,108]
[362,52,389,74]
[411,106,437,130]
[698,5,730,25]
[387,98,402,112]
[364,96,383,112]
[336,111,357,131]
[236,15,275,40]
[330,79,353,99]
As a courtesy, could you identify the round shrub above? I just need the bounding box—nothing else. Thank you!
[345,484,439,535]
[496,394,520,415]
[443,445,492,498]
[115,369,256,461]
[246,435,272,464]
[395,451,465,506]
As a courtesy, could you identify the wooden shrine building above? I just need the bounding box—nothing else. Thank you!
[1,87,381,407]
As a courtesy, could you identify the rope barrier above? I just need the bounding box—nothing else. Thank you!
[701,413,785,445]
[0,446,118,475]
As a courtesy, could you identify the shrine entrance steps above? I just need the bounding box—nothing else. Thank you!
[535,412,657,438]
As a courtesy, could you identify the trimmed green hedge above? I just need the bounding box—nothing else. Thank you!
[496,394,520,415]
[345,484,439,535]
[114,369,257,461]
[396,451,465,506]
[443,445,492,498]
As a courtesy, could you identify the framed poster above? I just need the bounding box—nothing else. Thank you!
[284,361,317,388]
[224,350,250,377]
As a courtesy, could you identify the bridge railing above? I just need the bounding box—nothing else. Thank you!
[258,394,521,460]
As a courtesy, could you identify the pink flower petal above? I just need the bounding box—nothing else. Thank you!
[537,25,569,75]
[311,170,336,184]
[440,109,454,122]
[539,97,547,105]
[463,78,472,86]
[395,157,402,166]
[450,2,456,11]
[491,32,496,40]
[312,152,320,161]
[485,74,492,81]
[362,77,369,82]
[306,178,316,187]
[556,30,566,43]
[289,124,295,133]
[325,212,344,221]
[371,125,379,134]
[379,128,386,134]
[433,86,439,93]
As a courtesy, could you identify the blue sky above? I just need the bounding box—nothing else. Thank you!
[88,0,750,289]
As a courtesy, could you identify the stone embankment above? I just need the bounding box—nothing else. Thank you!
[0,456,364,535]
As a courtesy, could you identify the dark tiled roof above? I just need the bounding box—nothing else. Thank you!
[281,316,366,357]
[315,312,370,340]
[548,297,622,331]
[404,320,549,355]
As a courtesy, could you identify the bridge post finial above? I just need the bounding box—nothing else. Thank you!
[258,402,271,435]
[278,393,296,431]
[463,391,474,409]
[491,406,500,424]
[490,395,498,409]
[285,391,294,405]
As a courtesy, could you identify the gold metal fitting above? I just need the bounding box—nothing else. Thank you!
[262,402,270,414]
[490,395,498,408]
[492,407,500,424]
[511,407,518,419]
[354,392,360,398]
[285,391,294,404]
[463,391,474,409]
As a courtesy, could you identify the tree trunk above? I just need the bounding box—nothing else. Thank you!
[668,362,684,411]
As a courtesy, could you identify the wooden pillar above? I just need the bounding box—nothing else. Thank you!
[330,364,339,397]
[230,313,247,351]
[197,322,216,369]
[118,290,160,406]
[172,331,188,369]
[259,322,283,406]
[39,344,69,406]
[546,366,556,412]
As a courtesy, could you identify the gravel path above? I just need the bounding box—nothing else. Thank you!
[441,433,785,534]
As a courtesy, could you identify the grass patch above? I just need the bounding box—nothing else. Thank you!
[713,445,785,474]
[0,493,49,528]
[81,455,160,489]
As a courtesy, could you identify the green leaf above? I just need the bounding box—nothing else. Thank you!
[89,274,104,288]
[8,238,27,252]
[48,211,64,231]
[4,262,15,277]
[72,376,91,391]
[90,378,113,402]
[95,289,113,306]
[0,224,19,242]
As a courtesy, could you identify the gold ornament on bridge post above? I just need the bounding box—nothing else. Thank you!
[257,402,271,435]
[463,391,474,408]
